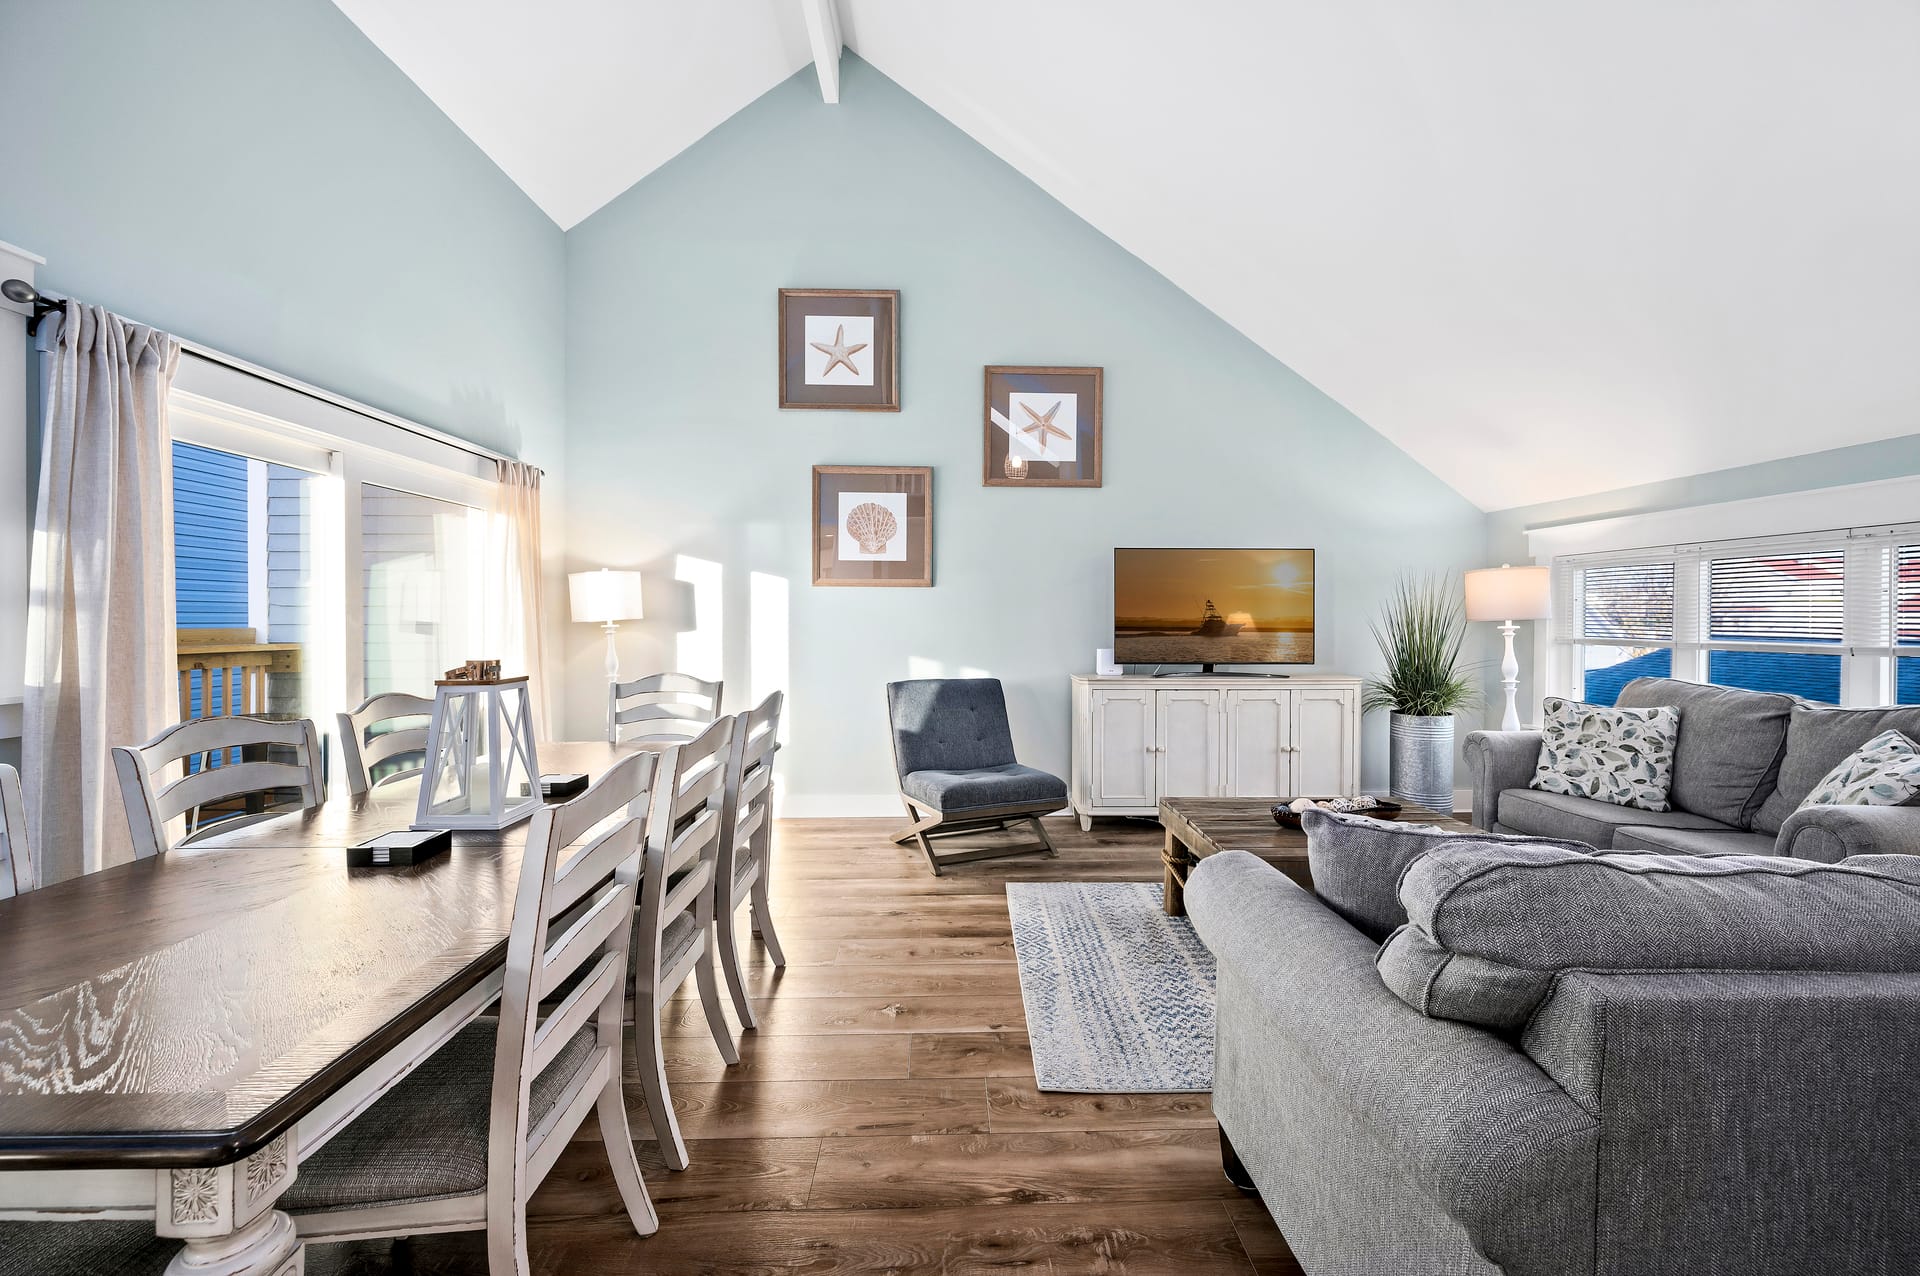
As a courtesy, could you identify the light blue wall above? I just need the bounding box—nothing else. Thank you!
[562,56,1488,802]
[1487,432,1920,713]
[0,0,566,759]
[0,0,565,461]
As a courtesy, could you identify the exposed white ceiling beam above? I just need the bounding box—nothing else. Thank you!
[800,0,842,104]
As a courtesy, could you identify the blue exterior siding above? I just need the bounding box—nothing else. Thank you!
[173,442,250,720]
[1581,649,1917,707]
[173,441,249,628]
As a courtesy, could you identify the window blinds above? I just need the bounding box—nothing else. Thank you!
[1577,562,1675,643]
[1706,550,1844,644]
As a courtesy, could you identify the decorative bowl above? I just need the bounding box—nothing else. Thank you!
[1270,798,1404,830]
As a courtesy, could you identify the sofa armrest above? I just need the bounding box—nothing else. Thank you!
[1524,968,1920,1274]
[1187,851,1596,1276]
[1462,730,1543,831]
[1776,803,1920,862]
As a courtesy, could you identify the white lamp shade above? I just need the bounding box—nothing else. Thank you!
[569,569,645,624]
[1464,564,1551,622]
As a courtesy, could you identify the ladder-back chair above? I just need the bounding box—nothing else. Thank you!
[714,692,787,1028]
[112,716,326,857]
[335,692,434,796]
[607,673,723,745]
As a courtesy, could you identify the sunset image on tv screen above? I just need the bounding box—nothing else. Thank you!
[1113,548,1315,665]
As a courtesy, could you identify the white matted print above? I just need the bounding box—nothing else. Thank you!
[837,491,908,561]
[1006,391,1079,463]
[805,315,875,386]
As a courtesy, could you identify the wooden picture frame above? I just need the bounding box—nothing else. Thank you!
[812,465,932,587]
[779,289,900,411]
[983,365,1103,487]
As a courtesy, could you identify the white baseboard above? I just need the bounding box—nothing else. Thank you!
[776,793,903,819]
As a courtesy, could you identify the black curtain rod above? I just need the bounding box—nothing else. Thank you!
[0,278,62,335]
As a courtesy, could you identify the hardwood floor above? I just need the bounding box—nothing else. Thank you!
[308,816,1306,1276]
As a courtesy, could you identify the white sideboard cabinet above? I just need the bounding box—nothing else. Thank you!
[1069,673,1362,829]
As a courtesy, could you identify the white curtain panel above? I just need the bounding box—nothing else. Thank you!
[489,460,551,741]
[26,304,181,881]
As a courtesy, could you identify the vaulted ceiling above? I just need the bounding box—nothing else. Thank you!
[333,0,1920,511]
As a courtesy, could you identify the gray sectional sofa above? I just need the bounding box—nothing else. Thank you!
[1466,676,1920,859]
[1184,678,1920,1275]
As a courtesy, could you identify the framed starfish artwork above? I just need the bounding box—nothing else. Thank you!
[779,288,900,411]
[983,366,1103,487]
[812,465,932,587]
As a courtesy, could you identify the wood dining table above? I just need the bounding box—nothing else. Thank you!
[0,741,644,1275]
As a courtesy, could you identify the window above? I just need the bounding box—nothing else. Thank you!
[1557,561,1675,706]
[1551,523,1920,709]
[167,355,519,770]
[1703,550,1843,703]
[1899,543,1920,706]
[361,484,484,696]
[170,441,321,728]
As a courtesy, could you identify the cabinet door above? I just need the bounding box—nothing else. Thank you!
[1090,687,1156,806]
[1225,688,1293,796]
[1156,689,1224,798]
[1292,687,1359,796]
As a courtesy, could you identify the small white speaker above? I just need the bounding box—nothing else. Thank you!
[1095,647,1122,676]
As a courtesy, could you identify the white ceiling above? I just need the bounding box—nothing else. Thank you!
[330,0,814,232]
[336,0,1920,512]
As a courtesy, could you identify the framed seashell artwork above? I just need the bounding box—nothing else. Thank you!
[779,288,901,411]
[983,365,1102,487]
[812,465,932,587]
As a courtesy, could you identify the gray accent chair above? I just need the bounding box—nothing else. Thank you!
[1189,844,1920,1276]
[1466,676,1920,860]
[885,678,1066,876]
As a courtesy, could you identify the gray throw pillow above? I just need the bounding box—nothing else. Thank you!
[1301,808,1594,942]
[1798,729,1920,810]
[1529,696,1679,812]
[1375,842,1920,1031]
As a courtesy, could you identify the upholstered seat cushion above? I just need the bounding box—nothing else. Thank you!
[1611,825,1780,857]
[0,1221,177,1276]
[281,1019,596,1213]
[1495,787,1731,846]
[901,764,1067,814]
[1615,677,1795,827]
[1301,809,1595,942]
[1377,843,1920,1031]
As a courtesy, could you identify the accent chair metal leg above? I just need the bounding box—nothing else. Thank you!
[1029,815,1058,858]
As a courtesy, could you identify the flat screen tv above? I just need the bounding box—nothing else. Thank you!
[1113,548,1315,671]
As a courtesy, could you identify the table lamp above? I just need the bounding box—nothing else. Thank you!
[1464,564,1552,732]
[569,569,646,682]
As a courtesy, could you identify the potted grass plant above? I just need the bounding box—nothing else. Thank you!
[1363,574,1480,812]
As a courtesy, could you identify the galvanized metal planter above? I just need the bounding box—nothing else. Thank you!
[1390,712,1455,812]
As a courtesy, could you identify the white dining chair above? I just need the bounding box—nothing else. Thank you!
[335,692,435,796]
[714,692,787,1029]
[0,763,33,899]
[607,672,723,745]
[112,716,326,857]
[630,713,738,1171]
[280,750,660,1275]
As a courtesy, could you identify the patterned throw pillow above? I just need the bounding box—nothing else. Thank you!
[1528,696,1680,812]
[1800,729,1920,809]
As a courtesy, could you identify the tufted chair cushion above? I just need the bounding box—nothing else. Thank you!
[886,679,1019,777]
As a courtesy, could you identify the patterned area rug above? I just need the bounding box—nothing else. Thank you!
[1006,882,1215,1093]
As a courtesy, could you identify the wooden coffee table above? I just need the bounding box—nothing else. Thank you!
[1157,797,1472,916]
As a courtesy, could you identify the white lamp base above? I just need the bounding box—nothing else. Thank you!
[601,621,621,682]
[1497,620,1522,732]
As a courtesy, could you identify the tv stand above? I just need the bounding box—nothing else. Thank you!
[1069,673,1362,832]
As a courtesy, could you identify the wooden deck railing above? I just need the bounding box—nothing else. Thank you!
[176,629,302,723]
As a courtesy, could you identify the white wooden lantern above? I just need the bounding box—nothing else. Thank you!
[415,675,542,831]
